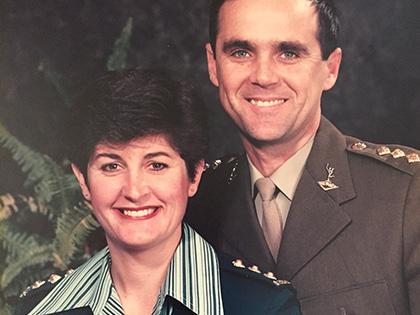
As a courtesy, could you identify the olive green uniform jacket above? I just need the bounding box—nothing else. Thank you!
[186,117,420,315]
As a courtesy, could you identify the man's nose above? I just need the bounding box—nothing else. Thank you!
[249,56,280,88]
[122,172,149,202]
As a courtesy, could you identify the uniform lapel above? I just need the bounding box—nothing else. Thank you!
[217,154,275,271]
[277,117,356,279]
[54,307,94,314]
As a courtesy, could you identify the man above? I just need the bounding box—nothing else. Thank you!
[185,0,420,314]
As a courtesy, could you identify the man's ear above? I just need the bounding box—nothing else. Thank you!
[206,43,220,87]
[323,47,342,91]
[71,163,91,201]
[188,159,205,197]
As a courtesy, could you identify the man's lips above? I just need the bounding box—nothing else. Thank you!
[248,98,286,107]
[115,207,159,219]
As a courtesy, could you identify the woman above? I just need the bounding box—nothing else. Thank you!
[14,68,300,315]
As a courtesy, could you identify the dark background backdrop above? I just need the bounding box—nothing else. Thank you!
[1,0,420,196]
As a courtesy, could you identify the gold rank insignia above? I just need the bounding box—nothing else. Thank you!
[351,142,367,151]
[407,153,420,163]
[391,149,405,159]
[248,265,261,273]
[377,146,391,156]
[264,272,277,280]
[232,259,246,268]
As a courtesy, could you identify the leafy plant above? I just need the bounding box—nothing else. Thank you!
[0,17,132,314]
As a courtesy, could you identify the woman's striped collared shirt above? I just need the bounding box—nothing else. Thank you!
[28,224,224,315]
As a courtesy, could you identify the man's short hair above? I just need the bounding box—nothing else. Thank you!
[209,0,340,60]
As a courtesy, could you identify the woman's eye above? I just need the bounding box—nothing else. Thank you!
[101,163,120,172]
[150,162,167,171]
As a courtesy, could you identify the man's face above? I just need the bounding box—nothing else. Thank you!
[207,0,341,150]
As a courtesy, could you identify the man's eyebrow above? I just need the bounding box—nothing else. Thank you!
[222,40,253,53]
[278,41,309,55]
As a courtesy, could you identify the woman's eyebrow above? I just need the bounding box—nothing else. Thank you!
[144,151,172,159]
[92,153,122,160]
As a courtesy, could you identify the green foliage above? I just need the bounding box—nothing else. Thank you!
[0,17,132,312]
[2,225,50,265]
[54,201,101,268]
[0,123,81,213]
[0,125,95,307]
[37,62,75,108]
[107,17,133,71]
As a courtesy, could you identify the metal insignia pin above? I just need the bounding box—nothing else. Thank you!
[232,259,246,268]
[318,163,339,191]
[248,265,261,273]
[227,159,239,184]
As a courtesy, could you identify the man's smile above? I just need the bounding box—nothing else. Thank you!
[248,98,287,107]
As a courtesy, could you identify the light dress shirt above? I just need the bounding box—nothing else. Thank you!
[249,136,314,229]
[28,224,224,315]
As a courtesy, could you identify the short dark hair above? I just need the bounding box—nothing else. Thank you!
[209,0,340,60]
[65,68,209,181]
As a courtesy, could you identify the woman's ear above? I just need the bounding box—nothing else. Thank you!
[188,159,205,197]
[71,163,91,201]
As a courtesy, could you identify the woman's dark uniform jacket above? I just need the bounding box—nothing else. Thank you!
[13,252,301,315]
[186,117,420,315]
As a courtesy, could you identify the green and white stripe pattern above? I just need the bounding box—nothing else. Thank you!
[28,224,224,315]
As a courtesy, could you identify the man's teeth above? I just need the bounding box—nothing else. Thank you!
[122,208,156,217]
[250,99,285,107]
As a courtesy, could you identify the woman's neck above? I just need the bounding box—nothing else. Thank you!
[108,235,180,315]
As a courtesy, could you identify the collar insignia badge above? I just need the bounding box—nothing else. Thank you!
[318,163,339,191]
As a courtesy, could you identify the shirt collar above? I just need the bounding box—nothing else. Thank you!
[249,136,314,200]
[28,247,124,315]
[158,223,224,315]
[28,224,223,315]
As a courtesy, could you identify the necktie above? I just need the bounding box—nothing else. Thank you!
[255,177,283,261]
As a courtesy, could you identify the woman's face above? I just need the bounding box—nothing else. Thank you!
[72,134,203,252]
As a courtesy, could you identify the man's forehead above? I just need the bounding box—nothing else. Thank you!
[216,0,319,41]
[219,0,316,13]
[218,0,318,24]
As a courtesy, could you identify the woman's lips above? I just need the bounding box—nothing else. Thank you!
[115,207,159,219]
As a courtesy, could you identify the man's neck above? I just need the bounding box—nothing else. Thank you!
[241,130,317,177]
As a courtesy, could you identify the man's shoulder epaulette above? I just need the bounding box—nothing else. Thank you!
[218,252,291,289]
[204,154,240,172]
[346,138,420,175]
[203,154,241,184]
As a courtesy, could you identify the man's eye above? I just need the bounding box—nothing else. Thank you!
[282,51,298,59]
[101,163,120,171]
[232,50,249,58]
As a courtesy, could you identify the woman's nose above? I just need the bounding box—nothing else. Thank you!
[122,173,149,202]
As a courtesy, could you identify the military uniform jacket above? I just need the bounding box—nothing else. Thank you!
[186,117,420,315]
[13,252,300,315]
